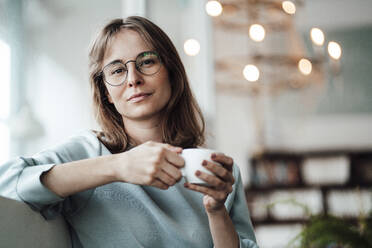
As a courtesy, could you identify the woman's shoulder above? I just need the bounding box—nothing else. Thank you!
[35,129,106,162]
[56,129,100,149]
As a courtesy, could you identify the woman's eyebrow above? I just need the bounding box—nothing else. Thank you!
[104,50,150,68]
[104,59,123,68]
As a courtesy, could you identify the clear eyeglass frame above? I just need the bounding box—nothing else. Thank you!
[100,51,162,86]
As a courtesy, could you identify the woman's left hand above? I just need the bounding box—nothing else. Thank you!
[184,153,235,213]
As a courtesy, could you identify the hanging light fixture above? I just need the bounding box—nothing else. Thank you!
[208,0,343,93]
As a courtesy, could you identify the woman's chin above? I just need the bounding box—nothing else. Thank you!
[122,110,162,122]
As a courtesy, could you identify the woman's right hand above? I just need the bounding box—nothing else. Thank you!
[113,141,185,190]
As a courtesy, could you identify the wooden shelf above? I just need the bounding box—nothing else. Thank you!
[251,216,366,226]
[251,148,372,158]
[246,184,372,193]
[245,149,372,227]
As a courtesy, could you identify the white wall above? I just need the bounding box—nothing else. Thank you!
[215,94,259,185]
[18,0,122,156]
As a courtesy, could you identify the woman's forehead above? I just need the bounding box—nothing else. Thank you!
[103,29,153,65]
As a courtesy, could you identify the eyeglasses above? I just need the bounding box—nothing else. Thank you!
[101,51,162,86]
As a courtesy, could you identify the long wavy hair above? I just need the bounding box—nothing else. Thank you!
[89,16,205,153]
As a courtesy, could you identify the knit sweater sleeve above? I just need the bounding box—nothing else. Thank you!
[224,164,259,248]
[0,130,102,219]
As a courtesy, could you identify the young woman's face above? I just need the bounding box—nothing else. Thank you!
[102,29,171,124]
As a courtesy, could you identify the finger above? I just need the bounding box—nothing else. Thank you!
[184,183,226,202]
[195,170,226,190]
[211,153,234,171]
[156,170,177,186]
[164,148,185,168]
[152,179,169,190]
[161,143,183,153]
[149,141,183,154]
[162,162,183,181]
[202,160,235,183]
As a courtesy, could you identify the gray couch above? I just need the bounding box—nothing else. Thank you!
[0,196,70,248]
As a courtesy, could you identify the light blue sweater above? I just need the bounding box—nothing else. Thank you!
[0,130,258,248]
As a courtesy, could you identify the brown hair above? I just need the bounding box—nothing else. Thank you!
[89,16,205,153]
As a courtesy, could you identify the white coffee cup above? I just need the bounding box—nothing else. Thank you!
[180,148,221,185]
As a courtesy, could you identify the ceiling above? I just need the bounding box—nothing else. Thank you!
[296,0,372,31]
[19,0,372,31]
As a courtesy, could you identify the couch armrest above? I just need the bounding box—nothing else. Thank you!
[0,196,71,248]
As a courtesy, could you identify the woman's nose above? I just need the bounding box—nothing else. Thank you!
[126,63,143,87]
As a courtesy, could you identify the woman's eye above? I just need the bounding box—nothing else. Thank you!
[141,59,155,66]
[111,68,125,75]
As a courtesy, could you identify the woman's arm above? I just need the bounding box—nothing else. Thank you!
[41,141,184,198]
[184,153,238,248]
[184,153,258,248]
[41,154,117,198]
[207,207,239,248]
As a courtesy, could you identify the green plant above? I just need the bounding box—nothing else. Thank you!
[290,213,372,248]
[276,198,372,248]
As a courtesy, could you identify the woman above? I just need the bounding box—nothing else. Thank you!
[0,16,257,248]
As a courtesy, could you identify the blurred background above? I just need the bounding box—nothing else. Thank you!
[1,0,372,247]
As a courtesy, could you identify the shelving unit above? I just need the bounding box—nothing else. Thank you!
[245,149,372,226]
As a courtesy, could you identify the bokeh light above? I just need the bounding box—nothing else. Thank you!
[298,58,312,75]
[310,28,325,46]
[282,1,296,15]
[243,64,260,82]
[249,24,265,42]
[205,1,223,17]
[184,39,200,56]
[328,41,342,60]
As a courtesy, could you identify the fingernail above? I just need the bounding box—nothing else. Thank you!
[202,160,207,166]
[211,153,216,159]
[195,170,201,176]
[184,183,188,187]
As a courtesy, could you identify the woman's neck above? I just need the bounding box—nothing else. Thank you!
[123,118,163,145]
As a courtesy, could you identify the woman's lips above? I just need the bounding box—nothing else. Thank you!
[128,93,152,103]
